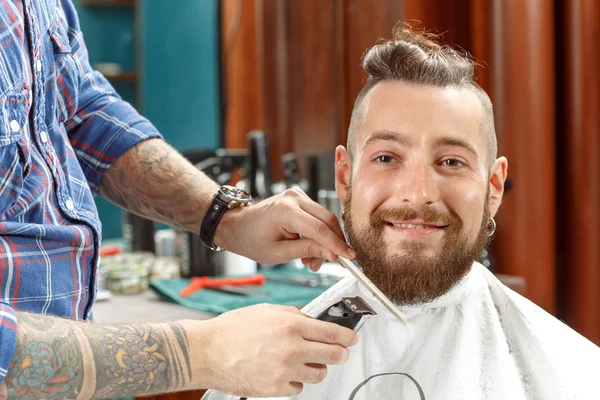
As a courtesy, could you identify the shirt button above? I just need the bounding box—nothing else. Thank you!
[36,59,42,73]
[40,131,48,143]
[65,199,75,211]
[9,120,20,132]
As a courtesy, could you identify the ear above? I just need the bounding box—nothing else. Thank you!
[488,157,508,218]
[335,145,352,205]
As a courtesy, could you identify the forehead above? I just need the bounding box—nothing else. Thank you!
[358,81,486,155]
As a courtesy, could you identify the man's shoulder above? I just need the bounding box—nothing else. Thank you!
[474,263,600,361]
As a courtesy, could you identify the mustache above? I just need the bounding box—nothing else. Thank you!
[370,206,461,227]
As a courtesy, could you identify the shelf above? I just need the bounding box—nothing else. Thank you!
[102,71,138,83]
[81,0,135,7]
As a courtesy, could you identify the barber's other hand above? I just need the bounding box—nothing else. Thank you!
[214,188,357,267]
[202,304,359,397]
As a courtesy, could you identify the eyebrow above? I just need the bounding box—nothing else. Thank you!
[361,130,411,151]
[362,130,479,161]
[433,137,479,161]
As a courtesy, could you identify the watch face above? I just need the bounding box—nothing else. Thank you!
[220,185,252,201]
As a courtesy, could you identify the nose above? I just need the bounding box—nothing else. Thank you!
[396,162,440,206]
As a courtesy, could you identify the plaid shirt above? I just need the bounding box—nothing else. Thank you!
[0,0,161,384]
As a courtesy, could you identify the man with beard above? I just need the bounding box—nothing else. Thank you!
[203,25,599,400]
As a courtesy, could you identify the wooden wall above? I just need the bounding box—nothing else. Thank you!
[221,0,600,344]
[555,0,600,344]
[222,0,403,179]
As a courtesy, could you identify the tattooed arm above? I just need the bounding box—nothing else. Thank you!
[98,138,356,265]
[0,305,358,399]
[0,312,206,399]
[98,138,218,234]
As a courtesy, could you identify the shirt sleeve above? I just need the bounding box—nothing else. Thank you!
[0,302,18,387]
[61,1,163,195]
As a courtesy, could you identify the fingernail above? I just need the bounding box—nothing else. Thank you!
[321,251,332,262]
[348,248,358,259]
[312,260,324,272]
[352,333,360,345]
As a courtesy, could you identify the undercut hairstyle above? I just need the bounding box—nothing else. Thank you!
[348,24,497,168]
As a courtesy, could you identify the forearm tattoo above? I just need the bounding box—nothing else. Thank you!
[3,314,80,399]
[1,313,193,399]
[99,138,218,232]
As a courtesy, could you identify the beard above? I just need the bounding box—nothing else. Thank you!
[342,185,490,306]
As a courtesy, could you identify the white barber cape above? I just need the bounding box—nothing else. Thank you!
[203,262,599,400]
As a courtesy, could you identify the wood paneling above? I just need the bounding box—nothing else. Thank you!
[404,0,472,52]
[339,0,403,144]
[222,0,262,149]
[256,0,291,180]
[136,389,206,400]
[489,0,556,313]
[252,0,403,178]
[557,0,600,343]
[286,0,339,159]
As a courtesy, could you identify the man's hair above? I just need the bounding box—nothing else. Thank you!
[348,24,497,168]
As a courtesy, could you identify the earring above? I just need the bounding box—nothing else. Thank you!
[487,217,497,237]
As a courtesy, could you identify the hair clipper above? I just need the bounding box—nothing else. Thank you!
[315,296,376,330]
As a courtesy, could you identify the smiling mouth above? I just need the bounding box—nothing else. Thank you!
[384,221,448,230]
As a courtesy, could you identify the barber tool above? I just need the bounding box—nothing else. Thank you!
[209,285,266,297]
[316,296,376,329]
[179,274,266,297]
[305,150,336,202]
[247,130,273,199]
[282,153,301,188]
[338,256,407,323]
[122,211,155,253]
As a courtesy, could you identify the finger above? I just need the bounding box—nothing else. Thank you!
[286,382,304,396]
[293,364,328,384]
[309,258,324,272]
[277,238,327,261]
[296,197,346,241]
[301,257,319,267]
[287,209,357,260]
[298,317,359,347]
[299,341,350,365]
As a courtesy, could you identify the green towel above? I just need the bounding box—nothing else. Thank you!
[150,268,335,315]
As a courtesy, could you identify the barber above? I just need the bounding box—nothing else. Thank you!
[0,0,358,398]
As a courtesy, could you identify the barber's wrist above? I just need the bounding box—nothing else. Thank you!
[182,319,221,391]
[212,206,242,253]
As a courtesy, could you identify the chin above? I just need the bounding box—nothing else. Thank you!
[386,240,440,257]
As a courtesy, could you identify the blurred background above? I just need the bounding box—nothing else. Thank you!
[79,0,599,345]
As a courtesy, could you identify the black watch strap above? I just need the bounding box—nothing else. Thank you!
[200,194,230,251]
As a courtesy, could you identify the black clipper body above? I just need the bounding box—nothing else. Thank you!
[316,296,377,330]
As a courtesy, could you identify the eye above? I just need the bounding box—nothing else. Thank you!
[374,155,395,164]
[441,158,464,168]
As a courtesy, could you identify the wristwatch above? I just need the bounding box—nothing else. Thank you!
[200,185,253,251]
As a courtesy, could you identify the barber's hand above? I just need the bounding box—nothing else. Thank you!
[202,303,359,397]
[214,188,357,268]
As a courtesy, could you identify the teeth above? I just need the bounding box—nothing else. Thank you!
[392,223,428,229]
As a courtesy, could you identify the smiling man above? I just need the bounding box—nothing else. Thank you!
[203,25,599,400]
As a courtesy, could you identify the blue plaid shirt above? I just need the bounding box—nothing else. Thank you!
[0,0,161,384]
